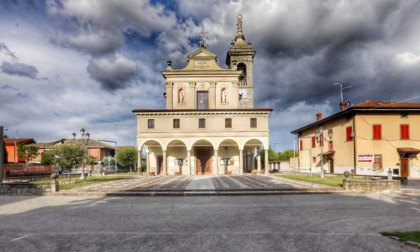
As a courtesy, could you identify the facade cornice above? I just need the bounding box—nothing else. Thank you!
[133,108,273,116]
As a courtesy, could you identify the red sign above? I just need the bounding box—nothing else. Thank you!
[357,154,374,163]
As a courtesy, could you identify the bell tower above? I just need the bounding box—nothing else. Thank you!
[226,14,256,109]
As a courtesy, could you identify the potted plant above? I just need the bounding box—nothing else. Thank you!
[259,170,265,174]
[226,171,232,175]
[174,171,180,176]
[149,171,155,176]
[251,170,257,175]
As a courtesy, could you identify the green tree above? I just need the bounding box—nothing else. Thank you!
[41,150,55,165]
[117,147,138,173]
[17,145,39,164]
[86,155,98,169]
[277,149,298,161]
[53,143,86,182]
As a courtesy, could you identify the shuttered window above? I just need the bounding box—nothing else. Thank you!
[319,134,324,146]
[300,140,303,151]
[346,126,352,141]
[312,137,316,148]
[373,125,381,140]
[401,124,409,140]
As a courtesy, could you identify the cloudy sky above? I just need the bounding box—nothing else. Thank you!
[1,0,420,151]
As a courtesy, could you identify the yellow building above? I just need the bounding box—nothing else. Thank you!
[133,16,272,175]
[291,100,420,179]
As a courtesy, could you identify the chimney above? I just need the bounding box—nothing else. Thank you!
[316,113,323,121]
[340,101,348,111]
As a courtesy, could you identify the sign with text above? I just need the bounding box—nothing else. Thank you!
[194,61,211,70]
[357,154,374,163]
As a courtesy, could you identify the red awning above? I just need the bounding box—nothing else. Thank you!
[397,148,420,159]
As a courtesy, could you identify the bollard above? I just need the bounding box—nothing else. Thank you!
[51,173,59,192]
[388,168,393,181]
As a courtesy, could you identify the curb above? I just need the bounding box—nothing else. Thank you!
[387,235,420,249]
[45,188,356,197]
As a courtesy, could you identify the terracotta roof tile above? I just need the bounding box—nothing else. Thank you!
[353,100,420,108]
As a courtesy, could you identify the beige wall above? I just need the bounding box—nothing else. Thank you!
[354,112,420,177]
[297,116,354,174]
[135,110,270,175]
[296,112,420,178]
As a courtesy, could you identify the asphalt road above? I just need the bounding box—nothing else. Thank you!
[0,194,419,251]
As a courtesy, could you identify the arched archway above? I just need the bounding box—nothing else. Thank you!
[237,63,247,86]
[191,139,215,175]
[243,138,265,173]
[140,139,164,175]
[166,139,188,175]
[217,138,240,174]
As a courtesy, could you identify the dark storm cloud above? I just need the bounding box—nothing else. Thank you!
[87,54,140,91]
[1,61,39,79]
[248,0,420,113]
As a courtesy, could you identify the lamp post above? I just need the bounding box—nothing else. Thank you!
[315,125,333,178]
[72,128,90,180]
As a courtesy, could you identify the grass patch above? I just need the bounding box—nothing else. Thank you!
[277,175,369,187]
[30,175,133,190]
[382,231,420,244]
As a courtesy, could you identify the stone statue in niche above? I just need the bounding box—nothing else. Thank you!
[221,88,227,103]
[178,88,185,103]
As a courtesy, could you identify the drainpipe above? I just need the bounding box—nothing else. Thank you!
[353,114,357,176]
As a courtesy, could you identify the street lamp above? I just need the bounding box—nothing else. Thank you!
[72,128,90,180]
[315,125,333,178]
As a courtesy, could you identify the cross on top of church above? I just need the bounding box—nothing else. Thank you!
[199,28,208,48]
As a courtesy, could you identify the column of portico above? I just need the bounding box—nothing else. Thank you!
[138,149,143,175]
[239,149,244,174]
[214,150,219,174]
[264,148,269,175]
[187,150,192,175]
[257,147,261,172]
[163,150,167,175]
[146,148,151,174]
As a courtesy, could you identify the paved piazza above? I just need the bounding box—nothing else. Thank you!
[69,175,336,193]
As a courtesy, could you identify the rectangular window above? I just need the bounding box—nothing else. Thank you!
[173,119,180,129]
[199,118,206,128]
[250,118,257,128]
[299,140,303,151]
[373,155,382,171]
[373,124,381,140]
[312,137,316,148]
[148,119,154,129]
[197,91,209,109]
[225,118,232,128]
[329,141,333,151]
[346,126,353,141]
[401,124,409,140]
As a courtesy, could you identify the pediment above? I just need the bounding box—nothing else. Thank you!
[188,48,217,60]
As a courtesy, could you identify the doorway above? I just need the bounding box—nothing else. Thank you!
[401,159,409,177]
[329,159,334,174]
[196,148,212,175]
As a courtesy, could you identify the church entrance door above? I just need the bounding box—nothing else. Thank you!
[196,147,212,175]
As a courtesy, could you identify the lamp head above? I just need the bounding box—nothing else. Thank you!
[71,132,76,140]
[80,128,85,136]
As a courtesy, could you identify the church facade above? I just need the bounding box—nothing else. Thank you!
[133,16,272,175]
